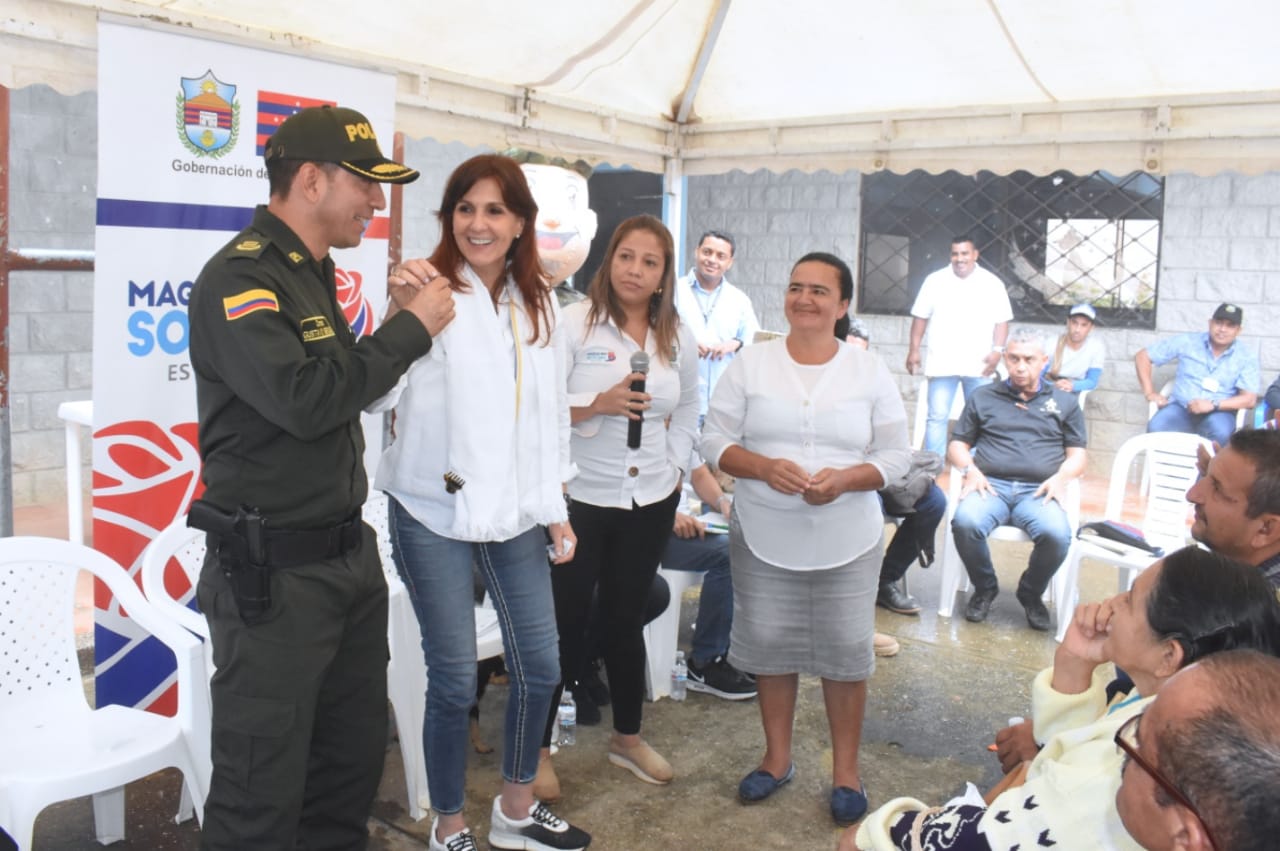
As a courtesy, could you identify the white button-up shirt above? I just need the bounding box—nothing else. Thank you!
[701,339,910,570]
[673,270,761,415]
[562,300,700,508]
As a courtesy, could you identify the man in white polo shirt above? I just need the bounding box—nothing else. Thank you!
[673,230,761,418]
[906,236,1013,456]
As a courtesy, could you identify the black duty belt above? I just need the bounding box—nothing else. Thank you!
[189,499,363,568]
[260,511,363,567]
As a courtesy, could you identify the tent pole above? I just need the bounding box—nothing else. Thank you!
[663,157,685,273]
[0,84,13,536]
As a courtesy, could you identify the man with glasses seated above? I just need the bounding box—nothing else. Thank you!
[1115,649,1280,851]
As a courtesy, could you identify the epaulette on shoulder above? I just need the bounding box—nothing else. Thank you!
[225,234,272,261]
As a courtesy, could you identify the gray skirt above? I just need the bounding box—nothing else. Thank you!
[726,511,881,682]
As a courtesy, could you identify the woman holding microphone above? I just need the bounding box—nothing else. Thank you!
[544,214,699,790]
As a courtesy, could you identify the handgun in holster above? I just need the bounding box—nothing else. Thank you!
[188,498,272,625]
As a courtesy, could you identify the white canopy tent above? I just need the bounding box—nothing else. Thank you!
[5,0,1280,179]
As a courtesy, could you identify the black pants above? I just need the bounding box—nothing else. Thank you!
[197,524,389,851]
[548,489,680,738]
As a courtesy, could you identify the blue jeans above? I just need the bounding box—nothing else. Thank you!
[950,477,1072,598]
[880,482,947,584]
[1148,402,1237,447]
[388,498,559,815]
[925,375,991,456]
[662,530,732,665]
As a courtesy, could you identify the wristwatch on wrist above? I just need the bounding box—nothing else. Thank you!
[959,465,974,477]
[1212,399,1221,411]
[991,346,1005,354]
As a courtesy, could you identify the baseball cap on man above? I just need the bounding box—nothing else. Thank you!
[1068,303,1097,321]
[1212,303,1243,324]
[264,105,419,184]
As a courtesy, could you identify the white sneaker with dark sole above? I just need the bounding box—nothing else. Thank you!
[488,796,591,851]
[428,819,478,851]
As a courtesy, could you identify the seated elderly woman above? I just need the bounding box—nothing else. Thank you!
[841,545,1280,851]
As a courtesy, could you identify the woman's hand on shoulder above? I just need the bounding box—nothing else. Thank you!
[388,258,447,309]
[802,467,848,505]
[762,458,811,496]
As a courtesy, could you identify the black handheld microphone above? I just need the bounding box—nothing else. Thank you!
[627,351,649,450]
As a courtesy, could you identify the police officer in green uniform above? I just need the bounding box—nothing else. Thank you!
[188,104,455,850]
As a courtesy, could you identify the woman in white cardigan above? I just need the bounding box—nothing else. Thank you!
[373,155,588,851]
[701,251,911,827]
[842,546,1280,851]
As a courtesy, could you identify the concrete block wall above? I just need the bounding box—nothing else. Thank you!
[683,169,862,333]
[687,170,1280,477]
[7,85,97,507]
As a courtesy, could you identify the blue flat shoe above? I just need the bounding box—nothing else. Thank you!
[738,763,795,803]
[831,784,868,825]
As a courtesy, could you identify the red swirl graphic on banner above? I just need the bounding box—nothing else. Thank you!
[335,267,372,338]
[92,419,203,715]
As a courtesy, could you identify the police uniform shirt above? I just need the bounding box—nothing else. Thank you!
[189,205,432,528]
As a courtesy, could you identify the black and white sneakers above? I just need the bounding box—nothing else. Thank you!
[488,797,592,851]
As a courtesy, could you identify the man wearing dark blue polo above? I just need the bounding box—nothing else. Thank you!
[947,327,1087,631]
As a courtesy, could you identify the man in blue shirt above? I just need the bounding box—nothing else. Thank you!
[1136,303,1259,446]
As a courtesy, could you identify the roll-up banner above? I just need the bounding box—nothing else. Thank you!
[94,20,395,710]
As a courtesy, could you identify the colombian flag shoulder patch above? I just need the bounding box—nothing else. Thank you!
[223,288,279,321]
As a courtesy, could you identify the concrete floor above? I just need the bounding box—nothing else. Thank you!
[10,530,1132,851]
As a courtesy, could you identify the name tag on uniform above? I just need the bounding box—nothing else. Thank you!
[582,348,616,363]
[300,316,336,342]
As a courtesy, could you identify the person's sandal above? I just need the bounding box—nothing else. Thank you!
[738,763,795,802]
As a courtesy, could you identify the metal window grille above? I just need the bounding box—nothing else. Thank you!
[858,169,1163,328]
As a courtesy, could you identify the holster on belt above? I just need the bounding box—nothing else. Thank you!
[187,500,364,625]
[188,499,271,625]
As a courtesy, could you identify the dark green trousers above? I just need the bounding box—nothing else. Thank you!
[197,524,388,851]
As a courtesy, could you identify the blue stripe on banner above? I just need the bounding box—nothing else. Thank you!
[97,198,254,232]
[94,629,176,709]
[257,100,300,116]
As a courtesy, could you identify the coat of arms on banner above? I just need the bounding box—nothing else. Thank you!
[175,70,240,157]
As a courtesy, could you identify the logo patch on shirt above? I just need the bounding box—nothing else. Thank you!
[583,348,616,363]
[300,315,336,342]
[1041,398,1061,415]
[223,288,278,320]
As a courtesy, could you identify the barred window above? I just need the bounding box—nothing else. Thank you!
[858,170,1163,328]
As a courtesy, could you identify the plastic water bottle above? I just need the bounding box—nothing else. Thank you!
[557,691,577,746]
[671,651,688,702]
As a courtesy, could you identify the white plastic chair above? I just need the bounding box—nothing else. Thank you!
[643,566,706,701]
[364,492,504,822]
[936,470,1079,626]
[138,520,214,824]
[1054,432,1209,641]
[1143,380,1245,492]
[0,536,207,851]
